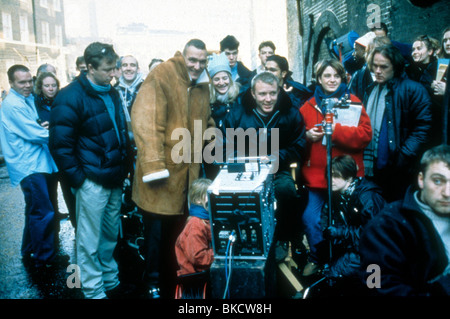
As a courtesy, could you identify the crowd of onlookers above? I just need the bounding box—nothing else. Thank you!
[0,22,449,299]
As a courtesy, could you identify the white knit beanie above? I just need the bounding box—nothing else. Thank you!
[207,52,232,78]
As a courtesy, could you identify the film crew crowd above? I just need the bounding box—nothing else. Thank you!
[0,23,449,299]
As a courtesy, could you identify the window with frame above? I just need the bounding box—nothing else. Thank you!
[41,21,50,45]
[55,24,62,46]
[54,0,61,11]
[20,15,29,42]
[2,12,13,40]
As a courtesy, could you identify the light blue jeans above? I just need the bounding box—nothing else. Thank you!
[74,178,122,299]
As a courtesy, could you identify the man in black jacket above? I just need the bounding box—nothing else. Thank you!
[363,44,432,202]
[223,71,306,261]
[49,42,131,299]
[360,144,450,296]
[265,54,312,108]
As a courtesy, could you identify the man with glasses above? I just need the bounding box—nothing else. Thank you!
[50,42,132,299]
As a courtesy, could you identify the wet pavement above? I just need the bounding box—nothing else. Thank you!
[0,163,83,299]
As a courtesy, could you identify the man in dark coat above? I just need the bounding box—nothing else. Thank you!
[49,42,131,299]
[363,44,432,202]
[360,144,450,296]
[223,71,306,261]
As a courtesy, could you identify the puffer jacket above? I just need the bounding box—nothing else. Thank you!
[49,72,130,189]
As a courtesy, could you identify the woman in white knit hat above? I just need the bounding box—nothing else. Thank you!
[207,52,241,129]
[204,52,241,179]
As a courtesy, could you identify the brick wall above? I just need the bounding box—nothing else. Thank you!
[287,0,450,85]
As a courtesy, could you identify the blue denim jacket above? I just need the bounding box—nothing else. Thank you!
[0,88,57,186]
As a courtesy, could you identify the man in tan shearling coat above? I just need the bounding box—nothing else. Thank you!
[131,39,215,298]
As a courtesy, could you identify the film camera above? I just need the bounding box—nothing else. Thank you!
[208,157,276,260]
[321,95,362,135]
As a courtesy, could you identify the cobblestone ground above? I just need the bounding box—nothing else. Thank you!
[0,164,83,299]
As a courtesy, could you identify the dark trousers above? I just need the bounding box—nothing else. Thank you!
[20,173,56,266]
[46,172,77,227]
[273,170,302,242]
[140,209,185,298]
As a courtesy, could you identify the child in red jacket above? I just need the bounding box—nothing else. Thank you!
[175,178,214,276]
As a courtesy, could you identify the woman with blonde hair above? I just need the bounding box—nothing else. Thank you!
[205,52,242,179]
[207,52,241,129]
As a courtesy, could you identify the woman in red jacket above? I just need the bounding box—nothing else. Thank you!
[299,59,372,275]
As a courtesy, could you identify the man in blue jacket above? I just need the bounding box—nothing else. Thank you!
[50,42,131,299]
[0,65,59,270]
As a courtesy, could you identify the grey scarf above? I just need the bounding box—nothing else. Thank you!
[363,84,387,176]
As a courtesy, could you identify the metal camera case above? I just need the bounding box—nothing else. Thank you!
[208,161,276,260]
